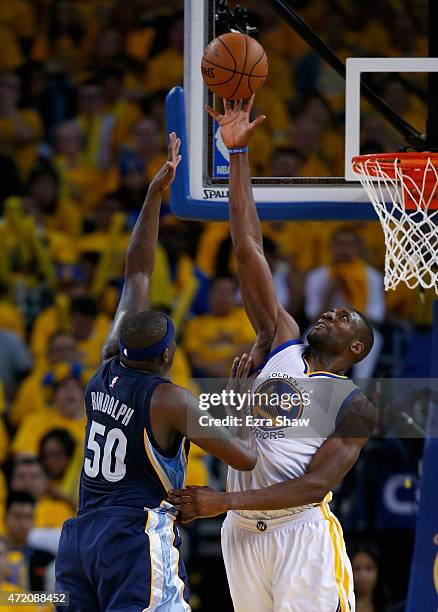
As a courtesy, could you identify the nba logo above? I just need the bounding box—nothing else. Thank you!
[110,376,119,389]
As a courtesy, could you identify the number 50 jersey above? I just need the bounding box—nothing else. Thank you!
[79,356,190,512]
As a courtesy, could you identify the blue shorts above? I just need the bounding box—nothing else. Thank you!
[55,505,190,611]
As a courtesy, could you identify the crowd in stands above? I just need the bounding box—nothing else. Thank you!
[0,0,432,607]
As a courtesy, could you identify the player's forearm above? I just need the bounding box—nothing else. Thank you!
[229,152,263,251]
[224,439,363,511]
[224,472,328,511]
[125,184,163,279]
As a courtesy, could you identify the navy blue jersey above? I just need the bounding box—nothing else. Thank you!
[79,356,190,512]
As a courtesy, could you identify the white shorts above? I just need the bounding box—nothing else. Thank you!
[221,505,354,612]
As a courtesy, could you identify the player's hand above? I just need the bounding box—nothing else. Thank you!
[149,131,182,193]
[227,352,254,394]
[167,486,229,523]
[205,96,266,148]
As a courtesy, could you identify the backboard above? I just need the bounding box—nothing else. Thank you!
[166,0,432,220]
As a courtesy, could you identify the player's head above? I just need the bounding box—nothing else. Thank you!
[70,296,98,341]
[307,308,374,366]
[5,492,35,547]
[330,227,361,263]
[119,311,176,374]
[10,457,48,501]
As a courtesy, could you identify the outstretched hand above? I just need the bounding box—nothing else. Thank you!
[149,131,182,193]
[206,95,266,149]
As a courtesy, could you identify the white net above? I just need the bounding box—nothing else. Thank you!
[352,155,438,293]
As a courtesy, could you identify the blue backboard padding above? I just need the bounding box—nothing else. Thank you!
[165,86,377,221]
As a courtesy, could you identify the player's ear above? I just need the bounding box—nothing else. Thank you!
[161,348,170,363]
[350,339,364,357]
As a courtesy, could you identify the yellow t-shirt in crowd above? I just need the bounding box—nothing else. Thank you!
[184,307,255,365]
[9,370,48,427]
[145,48,183,93]
[34,497,74,529]
[185,444,208,487]
[11,408,86,457]
[0,110,43,179]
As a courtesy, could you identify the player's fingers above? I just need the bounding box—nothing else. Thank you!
[233,99,243,112]
[249,115,266,131]
[236,353,249,378]
[206,104,222,121]
[243,94,255,113]
[223,98,232,112]
[230,356,239,378]
[169,500,192,509]
[241,355,254,378]
[168,132,177,161]
[175,155,182,168]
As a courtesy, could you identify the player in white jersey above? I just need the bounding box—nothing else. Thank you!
[168,96,376,612]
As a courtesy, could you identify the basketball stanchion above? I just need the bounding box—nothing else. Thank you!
[405,301,438,612]
[353,153,438,611]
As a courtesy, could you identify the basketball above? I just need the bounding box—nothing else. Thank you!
[201,32,268,100]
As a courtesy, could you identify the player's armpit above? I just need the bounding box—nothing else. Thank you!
[335,391,378,438]
[150,383,257,471]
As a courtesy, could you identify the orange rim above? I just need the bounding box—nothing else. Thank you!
[352,152,438,179]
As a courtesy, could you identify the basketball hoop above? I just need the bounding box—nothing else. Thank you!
[352,152,438,293]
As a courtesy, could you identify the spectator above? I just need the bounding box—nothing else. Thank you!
[30,295,110,370]
[304,227,385,377]
[351,544,391,612]
[0,329,31,402]
[184,277,254,377]
[11,375,86,457]
[3,492,54,590]
[129,117,165,180]
[0,153,21,209]
[112,150,148,214]
[0,535,40,612]
[0,72,43,179]
[0,283,25,339]
[10,456,75,529]
[23,161,80,237]
[98,66,142,159]
[10,332,79,428]
[52,120,105,213]
[76,79,113,170]
[145,15,184,93]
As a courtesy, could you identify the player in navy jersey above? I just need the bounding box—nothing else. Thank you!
[55,133,257,611]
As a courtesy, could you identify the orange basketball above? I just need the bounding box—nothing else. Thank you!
[201,32,268,100]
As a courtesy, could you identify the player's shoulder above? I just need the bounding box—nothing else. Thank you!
[335,386,377,434]
[259,338,306,371]
[150,380,188,407]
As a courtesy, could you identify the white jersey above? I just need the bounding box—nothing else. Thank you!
[227,339,359,520]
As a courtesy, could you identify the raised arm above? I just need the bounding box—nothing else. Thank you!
[206,98,300,356]
[101,133,181,360]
